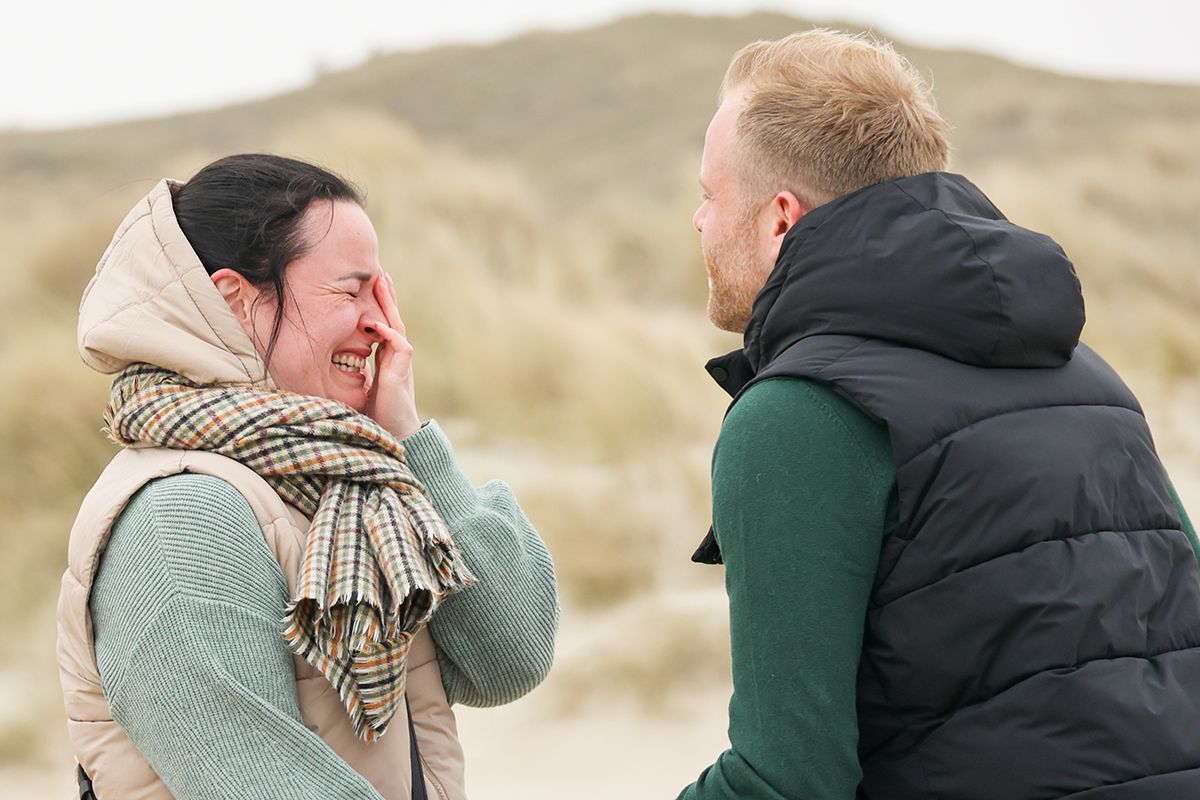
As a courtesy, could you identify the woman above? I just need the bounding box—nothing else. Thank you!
[56,154,559,799]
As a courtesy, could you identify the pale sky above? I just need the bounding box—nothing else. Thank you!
[4,0,1198,130]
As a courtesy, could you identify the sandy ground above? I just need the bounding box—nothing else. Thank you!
[1,686,732,800]
[4,765,75,799]
[454,693,730,799]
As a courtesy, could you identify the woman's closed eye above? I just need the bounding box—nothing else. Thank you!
[334,284,364,299]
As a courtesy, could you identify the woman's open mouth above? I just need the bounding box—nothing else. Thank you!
[331,352,367,376]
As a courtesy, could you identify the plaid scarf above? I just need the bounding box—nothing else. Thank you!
[104,363,475,742]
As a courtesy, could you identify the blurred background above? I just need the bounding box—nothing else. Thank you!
[2,2,1198,797]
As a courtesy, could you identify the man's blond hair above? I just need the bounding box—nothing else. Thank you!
[721,29,951,210]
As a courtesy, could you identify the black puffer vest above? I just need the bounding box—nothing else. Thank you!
[696,173,1200,799]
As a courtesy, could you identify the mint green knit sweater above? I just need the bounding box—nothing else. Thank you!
[90,420,559,799]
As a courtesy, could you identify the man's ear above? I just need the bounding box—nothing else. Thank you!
[210,268,258,328]
[766,190,809,261]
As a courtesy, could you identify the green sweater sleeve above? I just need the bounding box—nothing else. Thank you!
[400,419,560,707]
[1165,477,1199,568]
[679,378,895,800]
[91,474,384,800]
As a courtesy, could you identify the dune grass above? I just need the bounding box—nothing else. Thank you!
[0,11,1198,767]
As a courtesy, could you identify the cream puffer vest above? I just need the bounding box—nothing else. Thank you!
[56,443,467,800]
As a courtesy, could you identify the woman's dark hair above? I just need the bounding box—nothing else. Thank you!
[170,153,364,371]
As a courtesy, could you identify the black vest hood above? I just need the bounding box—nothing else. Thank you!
[744,172,1085,373]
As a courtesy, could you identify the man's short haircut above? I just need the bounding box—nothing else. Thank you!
[721,29,952,210]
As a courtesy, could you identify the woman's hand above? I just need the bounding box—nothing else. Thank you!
[364,272,422,440]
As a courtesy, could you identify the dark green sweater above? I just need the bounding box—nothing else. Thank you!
[679,377,1197,799]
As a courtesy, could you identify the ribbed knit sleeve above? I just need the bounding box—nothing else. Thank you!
[400,420,560,707]
[679,378,895,800]
[1167,478,1199,568]
[90,474,384,800]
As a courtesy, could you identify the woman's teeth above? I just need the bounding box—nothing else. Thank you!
[331,354,366,373]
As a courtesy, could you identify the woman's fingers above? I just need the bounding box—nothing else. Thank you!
[374,319,409,350]
[374,271,407,337]
[371,321,414,373]
[386,274,408,337]
[364,318,420,438]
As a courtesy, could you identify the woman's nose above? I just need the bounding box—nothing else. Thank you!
[358,301,387,341]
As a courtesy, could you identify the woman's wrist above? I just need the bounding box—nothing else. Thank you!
[388,419,422,440]
[366,400,421,440]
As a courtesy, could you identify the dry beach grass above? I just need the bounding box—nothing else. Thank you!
[0,12,1197,798]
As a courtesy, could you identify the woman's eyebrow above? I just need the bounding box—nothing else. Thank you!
[337,271,373,283]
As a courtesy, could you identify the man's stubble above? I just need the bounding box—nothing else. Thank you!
[704,205,772,334]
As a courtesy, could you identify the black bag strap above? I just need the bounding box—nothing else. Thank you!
[407,694,428,800]
[76,762,97,800]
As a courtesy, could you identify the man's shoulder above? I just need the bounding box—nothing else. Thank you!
[711,378,896,560]
[724,377,888,452]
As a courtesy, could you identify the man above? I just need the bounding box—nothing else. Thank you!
[680,29,1200,799]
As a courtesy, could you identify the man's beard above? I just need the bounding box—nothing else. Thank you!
[704,212,769,333]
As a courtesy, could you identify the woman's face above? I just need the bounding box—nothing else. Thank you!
[250,200,387,411]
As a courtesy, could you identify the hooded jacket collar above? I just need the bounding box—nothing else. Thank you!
[77,179,272,387]
[708,172,1085,396]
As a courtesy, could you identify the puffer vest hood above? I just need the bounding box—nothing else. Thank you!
[701,173,1200,797]
[57,181,466,798]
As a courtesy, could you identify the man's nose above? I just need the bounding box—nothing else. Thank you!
[693,204,704,232]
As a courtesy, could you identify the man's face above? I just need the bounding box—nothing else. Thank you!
[693,88,774,333]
